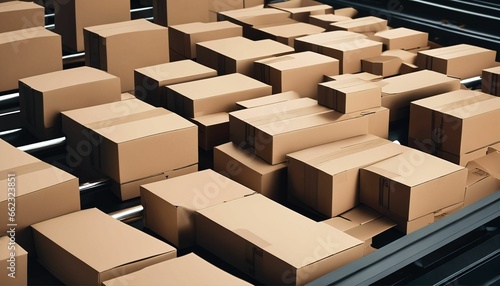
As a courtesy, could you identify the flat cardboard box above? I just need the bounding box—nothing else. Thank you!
[267,0,333,23]
[32,208,177,286]
[191,112,230,150]
[488,142,500,154]
[329,16,387,33]
[53,0,130,52]
[167,73,272,118]
[254,21,325,47]
[287,135,408,217]
[382,49,417,64]
[374,27,428,50]
[254,51,339,98]
[317,78,381,113]
[196,36,294,76]
[84,19,169,92]
[102,253,252,285]
[0,27,62,92]
[309,14,352,29]
[214,142,288,201]
[196,194,364,285]
[153,0,209,26]
[134,60,217,107]
[361,55,403,77]
[236,91,302,109]
[141,169,255,249]
[376,70,461,121]
[409,90,500,157]
[19,66,121,140]
[0,139,80,253]
[0,236,28,285]
[482,66,500,96]
[324,72,382,82]
[416,44,497,79]
[169,21,242,59]
[0,1,44,33]
[360,149,467,222]
[464,152,500,207]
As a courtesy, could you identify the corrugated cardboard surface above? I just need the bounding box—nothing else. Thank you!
[0,1,44,33]
[374,27,428,50]
[0,235,28,285]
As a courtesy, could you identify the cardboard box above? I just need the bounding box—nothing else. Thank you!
[0,27,62,92]
[102,253,252,285]
[329,16,387,33]
[376,70,461,121]
[169,21,242,59]
[482,66,500,96]
[19,66,121,140]
[267,0,333,23]
[208,0,245,21]
[84,19,169,92]
[287,135,408,217]
[32,208,177,286]
[361,55,403,77]
[237,91,302,109]
[0,1,44,33]
[254,51,339,98]
[53,0,130,52]
[382,49,417,64]
[141,169,254,249]
[196,36,294,76]
[191,112,230,150]
[166,73,272,118]
[153,0,209,26]
[0,236,28,285]
[309,14,352,29]
[416,44,497,79]
[334,7,358,18]
[196,194,364,285]
[255,21,325,47]
[317,78,381,113]
[373,27,428,51]
[464,152,500,207]
[360,149,467,222]
[134,60,217,107]
[0,139,80,253]
[409,90,500,158]
[214,142,288,201]
[295,31,383,74]
[324,72,382,82]
[488,142,500,154]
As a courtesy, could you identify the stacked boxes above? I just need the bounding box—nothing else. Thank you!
[482,66,500,96]
[0,1,44,33]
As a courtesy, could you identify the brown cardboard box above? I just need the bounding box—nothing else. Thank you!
[324,72,382,82]
[382,49,417,64]
[329,16,387,33]
[267,0,333,23]
[134,60,217,107]
[361,55,403,77]
[416,44,497,79]
[32,208,177,286]
[464,152,500,207]
[317,78,381,113]
[254,20,325,47]
[360,149,467,223]
[295,31,382,74]
[191,112,230,150]
[488,142,500,154]
[287,135,407,217]
[236,91,302,109]
[153,0,209,27]
[334,7,358,18]
[196,194,364,285]
[376,70,461,121]
[0,236,28,285]
[482,66,500,96]
[102,253,252,286]
[373,27,428,50]
[309,14,351,29]
[84,19,169,92]
[196,36,294,76]
[0,27,62,92]
[214,142,288,201]
[245,0,263,7]
[141,169,255,249]
[409,90,500,160]
[254,51,339,98]
[0,139,80,253]
[208,0,244,21]
[166,73,272,118]
[0,1,44,33]
[169,21,242,59]
[53,0,130,52]
[19,66,121,140]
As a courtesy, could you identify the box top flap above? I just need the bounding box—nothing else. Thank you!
[198,37,294,59]
[340,205,384,224]
[326,72,382,82]
[331,16,387,29]
[295,30,366,45]
[309,14,351,22]
[418,44,494,59]
[466,152,500,181]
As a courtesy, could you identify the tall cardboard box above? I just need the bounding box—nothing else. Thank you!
[134,60,217,107]
[153,0,209,27]
[32,208,177,286]
[196,36,294,76]
[329,16,387,33]
[84,19,169,92]
[102,253,252,285]
[254,51,339,98]
[236,91,302,109]
[141,169,255,249]
[53,0,130,52]
[0,1,44,33]
[317,78,381,113]
[482,66,500,96]
[0,139,80,253]
[373,27,428,50]
[464,152,500,207]
[196,194,364,285]
[267,0,333,23]
[287,135,408,217]
[0,236,28,286]
[0,27,62,92]
[19,67,121,140]
[214,142,288,201]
